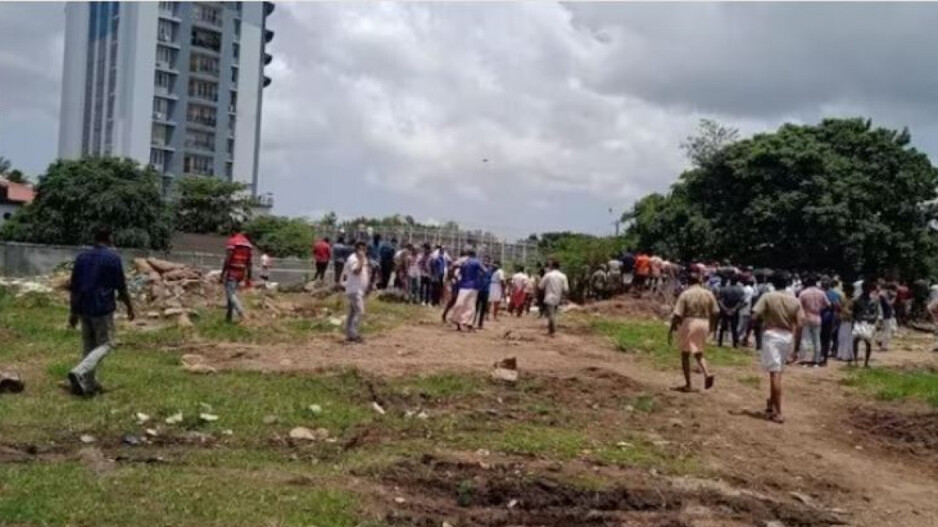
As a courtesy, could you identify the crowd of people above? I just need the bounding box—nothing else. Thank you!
[62,223,930,431]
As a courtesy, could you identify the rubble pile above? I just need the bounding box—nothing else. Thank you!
[128,257,223,317]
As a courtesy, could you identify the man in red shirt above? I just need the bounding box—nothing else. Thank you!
[312,237,332,282]
[634,252,651,294]
[221,229,253,323]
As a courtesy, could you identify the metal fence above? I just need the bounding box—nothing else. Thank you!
[311,224,543,268]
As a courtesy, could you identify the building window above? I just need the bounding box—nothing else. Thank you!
[152,123,172,146]
[234,19,241,39]
[189,53,219,76]
[227,138,234,155]
[188,79,218,101]
[231,67,238,84]
[153,98,171,120]
[155,71,174,95]
[156,45,176,69]
[184,154,214,176]
[158,19,176,43]
[194,4,222,27]
[229,91,237,113]
[185,129,215,151]
[191,28,221,53]
[159,2,176,16]
[233,42,240,61]
[187,103,217,127]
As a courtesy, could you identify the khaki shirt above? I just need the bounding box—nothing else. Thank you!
[753,291,804,332]
[673,285,719,319]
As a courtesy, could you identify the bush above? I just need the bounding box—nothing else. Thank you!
[244,215,313,258]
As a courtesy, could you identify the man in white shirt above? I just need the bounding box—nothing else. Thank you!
[538,260,570,337]
[342,241,371,343]
[509,266,529,316]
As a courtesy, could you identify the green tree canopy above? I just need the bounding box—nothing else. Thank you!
[625,118,938,280]
[173,176,252,235]
[0,157,172,249]
[244,215,313,258]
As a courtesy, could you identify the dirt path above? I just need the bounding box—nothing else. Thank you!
[190,308,938,527]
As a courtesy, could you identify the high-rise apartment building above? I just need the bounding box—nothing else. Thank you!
[58,1,274,196]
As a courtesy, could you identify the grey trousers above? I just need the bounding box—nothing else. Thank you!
[544,304,558,335]
[225,278,245,322]
[345,292,364,340]
[71,314,115,386]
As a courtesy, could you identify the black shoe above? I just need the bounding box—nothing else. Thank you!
[67,372,87,396]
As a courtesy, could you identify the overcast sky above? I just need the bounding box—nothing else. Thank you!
[3,2,938,238]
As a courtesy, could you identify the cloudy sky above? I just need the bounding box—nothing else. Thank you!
[3,2,938,237]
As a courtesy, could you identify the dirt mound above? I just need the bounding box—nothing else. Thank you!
[586,297,672,320]
[380,455,843,527]
[850,406,938,457]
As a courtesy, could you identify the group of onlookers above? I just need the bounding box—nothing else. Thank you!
[590,249,678,299]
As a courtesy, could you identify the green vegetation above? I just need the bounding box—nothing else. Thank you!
[0,157,173,249]
[843,367,938,407]
[243,214,315,258]
[625,118,938,280]
[173,176,252,235]
[589,318,751,368]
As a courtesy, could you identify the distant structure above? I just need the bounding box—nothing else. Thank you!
[57,1,275,198]
[0,178,35,225]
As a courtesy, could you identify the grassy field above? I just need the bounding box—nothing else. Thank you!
[588,317,752,368]
[0,290,693,526]
[844,366,938,407]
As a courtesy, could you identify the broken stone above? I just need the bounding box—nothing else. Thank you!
[262,415,279,425]
[122,434,142,446]
[135,412,150,424]
[328,317,343,327]
[491,367,519,383]
[146,311,161,319]
[372,402,387,415]
[165,412,183,425]
[145,428,158,437]
[393,497,407,504]
[177,313,194,328]
[222,429,233,436]
[790,491,813,505]
[308,404,323,415]
[416,410,430,420]
[507,499,519,509]
[79,434,96,444]
[0,371,25,394]
[762,521,786,527]
[199,413,219,422]
[289,426,317,441]
[180,354,216,374]
[495,356,517,370]
[314,427,330,440]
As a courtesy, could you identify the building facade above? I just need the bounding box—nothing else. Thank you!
[57,1,274,196]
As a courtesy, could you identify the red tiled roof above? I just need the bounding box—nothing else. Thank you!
[0,178,35,204]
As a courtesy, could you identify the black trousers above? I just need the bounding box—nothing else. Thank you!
[419,277,432,304]
[820,317,840,363]
[430,278,444,306]
[718,311,740,347]
[475,291,490,328]
[314,262,328,281]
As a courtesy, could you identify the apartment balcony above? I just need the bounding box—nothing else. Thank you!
[263,76,272,88]
[152,112,176,125]
[186,118,217,130]
[263,52,272,65]
[192,18,223,31]
[264,29,274,43]
[151,141,175,151]
[189,69,220,81]
[155,61,178,74]
[264,2,275,16]
[157,33,181,49]
[184,142,216,155]
[153,87,178,100]
[188,93,219,104]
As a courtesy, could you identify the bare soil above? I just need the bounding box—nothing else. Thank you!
[182,297,938,527]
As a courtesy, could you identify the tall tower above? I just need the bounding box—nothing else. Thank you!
[57,1,274,196]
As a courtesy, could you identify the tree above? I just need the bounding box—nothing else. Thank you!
[0,156,11,176]
[244,215,313,258]
[174,176,252,234]
[0,157,172,249]
[680,119,739,168]
[5,170,28,184]
[626,118,938,280]
[320,211,338,227]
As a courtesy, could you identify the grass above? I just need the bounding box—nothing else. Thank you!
[589,318,752,369]
[0,291,699,525]
[843,367,938,407]
[0,462,359,527]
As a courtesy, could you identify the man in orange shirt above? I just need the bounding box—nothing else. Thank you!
[634,252,651,294]
[221,228,253,324]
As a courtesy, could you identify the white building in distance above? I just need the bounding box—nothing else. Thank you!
[58,1,274,198]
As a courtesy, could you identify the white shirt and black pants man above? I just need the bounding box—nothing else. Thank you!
[538,260,570,337]
[342,242,371,343]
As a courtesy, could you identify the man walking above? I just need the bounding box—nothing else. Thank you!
[668,272,718,392]
[222,227,253,323]
[67,227,135,397]
[342,241,371,343]
[797,276,829,366]
[449,250,484,332]
[717,274,745,348]
[819,279,843,366]
[752,272,804,424]
[312,236,332,282]
[539,260,570,337]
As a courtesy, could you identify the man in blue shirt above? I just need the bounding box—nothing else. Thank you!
[449,250,484,331]
[67,227,135,396]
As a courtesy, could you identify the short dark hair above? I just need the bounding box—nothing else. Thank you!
[354,241,367,249]
[324,237,331,243]
[468,250,477,257]
[549,259,560,270]
[93,227,112,244]
[515,264,524,272]
[770,271,791,290]
[337,235,345,244]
